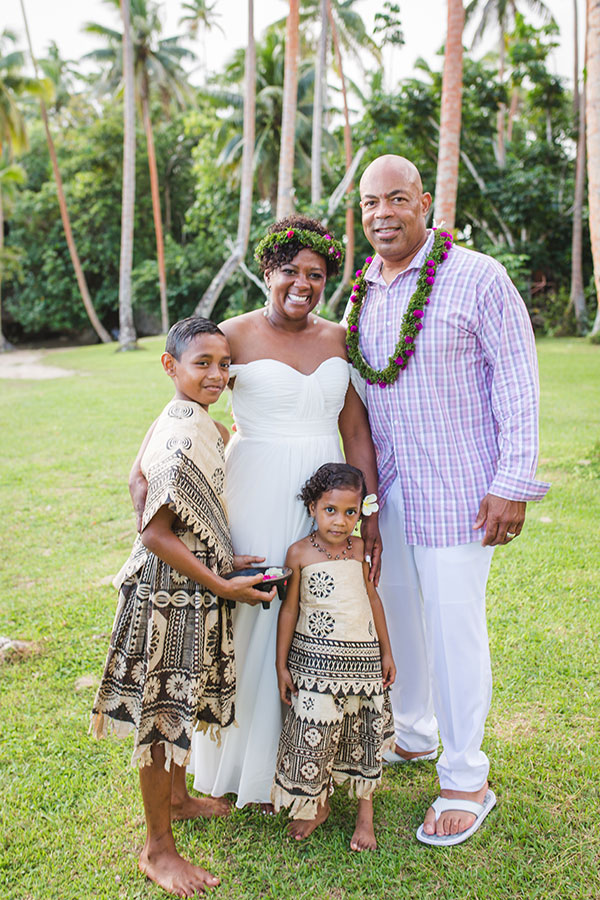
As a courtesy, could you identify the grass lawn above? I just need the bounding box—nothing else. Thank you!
[1,336,599,900]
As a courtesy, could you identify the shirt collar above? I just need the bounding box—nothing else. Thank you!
[365,230,435,286]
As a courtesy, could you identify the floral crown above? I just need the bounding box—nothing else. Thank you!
[254,227,345,268]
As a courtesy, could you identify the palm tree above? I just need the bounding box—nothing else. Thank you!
[277,0,300,219]
[194,0,255,318]
[18,11,113,345]
[434,0,465,230]
[311,0,327,206]
[179,0,223,81]
[86,0,194,333]
[207,30,315,211]
[465,0,553,167]
[569,0,587,334]
[586,0,600,336]
[118,0,137,350]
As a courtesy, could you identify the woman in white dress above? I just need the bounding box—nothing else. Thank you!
[188,216,381,809]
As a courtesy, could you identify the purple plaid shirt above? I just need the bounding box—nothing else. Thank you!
[344,230,550,547]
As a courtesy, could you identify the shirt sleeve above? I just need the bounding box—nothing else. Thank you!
[476,266,550,502]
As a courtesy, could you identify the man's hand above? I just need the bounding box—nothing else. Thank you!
[361,514,383,585]
[473,494,526,546]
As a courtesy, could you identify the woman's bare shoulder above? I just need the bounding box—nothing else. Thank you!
[316,317,348,355]
[219,310,263,356]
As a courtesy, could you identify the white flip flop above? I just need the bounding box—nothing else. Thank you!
[416,789,497,846]
[382,747,438,765]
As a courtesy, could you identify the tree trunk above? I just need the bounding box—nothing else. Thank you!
[141,77,168,333]
[325,0,355,315]
[570,65,587,332]
[118,0,137,350]
[497,31,506,169]
[0,188,12,352]
[506,87,519,142]
[586,0,600,335]
[276,0,299,219]
[574,0,580,121]
[434,0,464,230]
[19,0,112,344]
[311,0,327,206]
[194,0,256,318]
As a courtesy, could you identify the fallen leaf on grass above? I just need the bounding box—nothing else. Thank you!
[0,636,39,663]
[539,516,553,523]
[75,674,99,691]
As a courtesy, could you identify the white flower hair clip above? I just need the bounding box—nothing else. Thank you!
[361,493,379,516]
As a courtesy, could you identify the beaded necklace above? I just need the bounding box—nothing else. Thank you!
[346,229,453,387]
[309,531,353,560]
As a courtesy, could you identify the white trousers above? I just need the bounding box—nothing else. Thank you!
[378,479,494,792]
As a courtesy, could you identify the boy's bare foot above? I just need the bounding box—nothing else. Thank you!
[139,836,219,897]
[260,802,275,815]
[350,798,377,851]
[288,800,330,840]
[171,795,231,821]
[422,782,489,837]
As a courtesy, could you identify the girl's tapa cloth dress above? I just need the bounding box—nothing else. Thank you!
[271,559,395,819]
[90,399,236,771]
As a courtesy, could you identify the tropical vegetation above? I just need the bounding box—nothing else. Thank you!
[0,1,598,344]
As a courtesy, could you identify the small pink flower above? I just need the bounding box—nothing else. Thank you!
[426,276,435,285]
[353,284,360,291]
[445,241,452,249]
[415,323,423,331]
[328,246,335,254]
[378,381,387,388]
[286,230,294,237]
[335,251,341,258]
[426,259,435,266]
[365,256,373,264]
[395,356,404,366]
[350,324,358,332]
[425,298,430,304]
[351,296,358,303]
[441,251,448,260]
[366,379,373,385]
[325,234,332,240]
[405,349,414,357]
[355,270,363,277]
[413,310,424,318]
[405,335,413,343]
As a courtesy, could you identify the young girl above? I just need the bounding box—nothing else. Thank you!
[271,463,396,851]
[91,317,275,897]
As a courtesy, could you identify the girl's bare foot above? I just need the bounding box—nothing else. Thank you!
[350,798,376,851]
[171,795,231,821]
[288,800,330,840]
[139,835,219,897]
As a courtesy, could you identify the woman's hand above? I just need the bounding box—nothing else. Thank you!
[233,554,266,570]
[220,574,276,606]
[361,514,383,585]
[381,652,396,690]
[277,666,298,705]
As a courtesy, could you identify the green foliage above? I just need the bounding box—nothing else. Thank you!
[1,338,599,899]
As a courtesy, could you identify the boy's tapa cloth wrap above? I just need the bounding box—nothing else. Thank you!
[91,399,235,771]
[272,559,394,819]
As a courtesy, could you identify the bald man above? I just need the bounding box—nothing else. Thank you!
[345,155,549,845]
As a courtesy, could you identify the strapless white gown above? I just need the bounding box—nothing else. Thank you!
[188,357,351,806]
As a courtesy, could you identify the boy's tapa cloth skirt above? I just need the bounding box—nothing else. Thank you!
[90,399,235,770]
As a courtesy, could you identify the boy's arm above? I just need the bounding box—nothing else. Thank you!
[129,419,157,532]
[275,545,302,705]
[141,506,275,606]
[363,561,396,690]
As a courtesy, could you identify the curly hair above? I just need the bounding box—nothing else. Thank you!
[165,316,225,361]
[256,215,342,278]
[299,463,367,513]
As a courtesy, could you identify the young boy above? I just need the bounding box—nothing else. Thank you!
[91,317,275,897]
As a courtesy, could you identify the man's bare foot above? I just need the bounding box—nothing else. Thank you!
[171,794,230,821]
[350,798,376,851]
[422,782,489,837]
[139,835,220,897]
[288,800,330,840]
